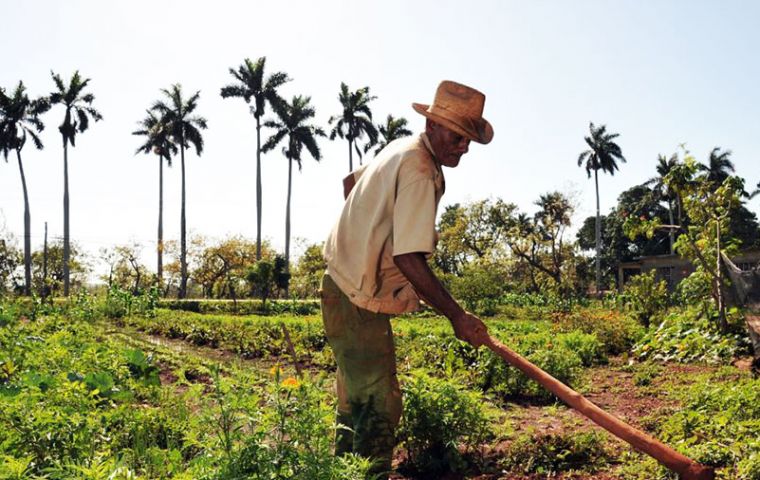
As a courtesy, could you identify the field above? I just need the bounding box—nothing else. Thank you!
[1,296,759,480]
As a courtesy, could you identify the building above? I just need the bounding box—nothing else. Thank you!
[618,248,760,292]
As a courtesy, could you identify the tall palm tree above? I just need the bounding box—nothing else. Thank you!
[262,95,325,276]
[49,71,102,296]
[700,147,735,185]
[220,57,290,260]
[151,84,207,298]
[577,122,626,294]
[133,109,177,286]
[372,114,412,155]
[647,153,679,253]
[0,82,50,295]
[328,83,377,171]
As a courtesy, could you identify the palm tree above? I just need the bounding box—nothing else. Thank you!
[647,153,679,253]
[133,109,177,286]
[262,95,325,277]
[220,57,290,260]
[700,147,735,185]
[328,83,378,171]
[577,122,626,294]
[372,114,412,155]
[0,82,50,295]
[49,71,102,296]
[151,84,207,298]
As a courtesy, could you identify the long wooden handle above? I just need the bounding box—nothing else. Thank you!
[485,336,714,480]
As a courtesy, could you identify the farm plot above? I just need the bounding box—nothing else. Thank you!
[1,303,758,479]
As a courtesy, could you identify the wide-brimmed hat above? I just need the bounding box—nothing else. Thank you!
[412,80,493,144]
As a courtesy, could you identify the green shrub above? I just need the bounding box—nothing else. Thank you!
[633,307,751,364]
[219,375,370,480]
[632,362,663,386]
[657,375,760,474]
[552,307,645,355]
[622,270,670,327]
[502,431,610,475]
[396,371,491,475]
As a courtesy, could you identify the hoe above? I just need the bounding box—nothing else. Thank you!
[484,335,715,480]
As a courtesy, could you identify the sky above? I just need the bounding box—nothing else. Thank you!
[2,0,760,279]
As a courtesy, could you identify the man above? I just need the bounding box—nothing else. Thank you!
[321,80,493,477]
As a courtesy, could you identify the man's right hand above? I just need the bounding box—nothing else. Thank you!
[451,311,490,348]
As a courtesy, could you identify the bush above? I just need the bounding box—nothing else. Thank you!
[552,307,645,355]
[632,306,751,364]
[622,270,669,327]
[397,371,491,475]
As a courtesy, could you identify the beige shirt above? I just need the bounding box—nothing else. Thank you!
[324,133,445,314]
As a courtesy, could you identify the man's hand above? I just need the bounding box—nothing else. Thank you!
[394,252,490,348]
[451,311,490,348]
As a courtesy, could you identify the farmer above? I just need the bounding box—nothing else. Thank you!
[321,80,493,477]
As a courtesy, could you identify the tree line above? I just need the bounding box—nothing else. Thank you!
[1,57,413,298]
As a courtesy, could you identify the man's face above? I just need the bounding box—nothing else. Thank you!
[426,120,471,168]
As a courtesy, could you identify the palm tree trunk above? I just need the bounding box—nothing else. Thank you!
[43,222,48,299]
[667,199,675,254]
[594,168,602,296]
[348,139,353,172]
[285,153,293,297]
[16,150,31,296]
[63,138,70,296]
[157,154,164,286]
[179,145,188,299]
[256,117,263,261]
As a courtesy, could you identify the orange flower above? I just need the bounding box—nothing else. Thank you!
[281,377,300,388]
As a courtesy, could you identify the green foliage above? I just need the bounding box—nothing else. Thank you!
[632,362,663,386]
[219,374,371,480]
[622,270,670,327]
[632,306,751,363]
[502,431,610,475]
[551,307,645,355]
[657,373,760,475]
[397,371,491,475]
[449,260,510,316]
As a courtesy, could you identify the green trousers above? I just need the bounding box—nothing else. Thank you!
[320,274,401,478]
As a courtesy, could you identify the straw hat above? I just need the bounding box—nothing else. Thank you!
[412,80,493,144]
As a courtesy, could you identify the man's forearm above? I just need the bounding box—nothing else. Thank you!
[393,252,464,321]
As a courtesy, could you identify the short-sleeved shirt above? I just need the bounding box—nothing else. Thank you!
[323,132,445,314]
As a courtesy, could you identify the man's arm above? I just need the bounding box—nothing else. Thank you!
[394,252,489,347]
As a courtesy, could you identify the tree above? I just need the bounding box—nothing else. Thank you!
[625,151,745,332]
[49,71,102,296]
[220,57,290,261]
[31,240,89,296]
[191,235,258,299]
[699,147,735,185]
[328,83,377,171]
[577,122,626,294]
[262,95,325,281]
[577,184,671,288]
[0,229,21,295]
[646,154,680,253]
[150,84,207,298]
[111,243,150,295]
[290,241,326,298]
[373,114,412,155]
[0,81,50,295]
[133,109,177,288]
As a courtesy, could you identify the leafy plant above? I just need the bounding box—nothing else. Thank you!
[397,371,491,475]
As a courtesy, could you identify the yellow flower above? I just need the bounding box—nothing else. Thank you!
[269,365,280,376]
[281,377,300,388]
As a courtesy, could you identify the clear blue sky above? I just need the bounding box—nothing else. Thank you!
[2,0,759,276]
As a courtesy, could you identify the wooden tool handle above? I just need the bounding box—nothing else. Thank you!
[484,336,714,480]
